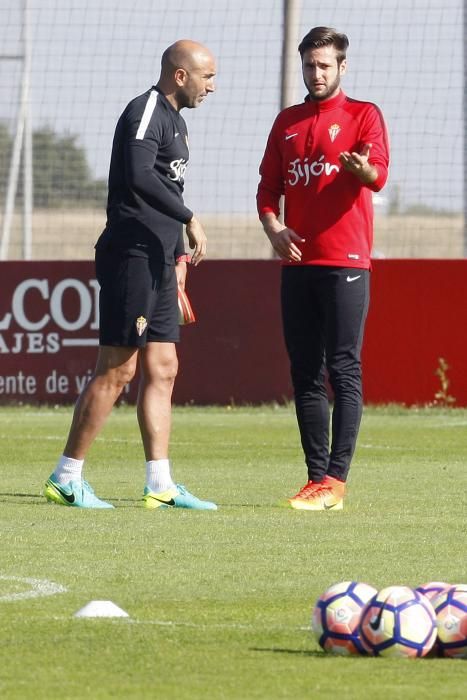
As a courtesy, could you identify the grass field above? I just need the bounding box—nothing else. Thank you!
[0,404,466,699]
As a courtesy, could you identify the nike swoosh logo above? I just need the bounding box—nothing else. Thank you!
[346,275,361,282]
[285,133,298,140]
[54,485,75,504]
[369,601,386,631]
[323,502,340,510]
[174,132,180,137]
[151,496,176,506]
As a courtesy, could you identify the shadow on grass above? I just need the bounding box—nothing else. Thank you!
[0,492,45,502]
[0,494,300,510]
[0,492,137,507]
[250,647,325,658]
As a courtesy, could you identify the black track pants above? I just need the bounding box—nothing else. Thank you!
[281,265,370,482]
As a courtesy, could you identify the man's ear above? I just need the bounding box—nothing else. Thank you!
[174,68,187,86]
[339,59,347,76]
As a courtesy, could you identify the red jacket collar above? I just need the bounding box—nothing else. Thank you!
[304,90,346,112]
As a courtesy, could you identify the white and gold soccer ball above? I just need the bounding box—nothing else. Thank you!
[415,581,451,602]
[432,584,467,659]
[311,580,377,655]
[359,585,437,658]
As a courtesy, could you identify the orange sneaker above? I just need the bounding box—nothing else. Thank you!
[289,475,345,511]
[288,479,323,506]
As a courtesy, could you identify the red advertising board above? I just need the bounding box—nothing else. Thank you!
[362,259,467,406]
[1,259,467,406]
[0,260,291,405]
[0,262,104,403]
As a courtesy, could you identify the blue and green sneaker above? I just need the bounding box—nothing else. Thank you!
[44,475,114,509]
[142,484,218,510]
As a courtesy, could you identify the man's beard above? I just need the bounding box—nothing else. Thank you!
[307,74,341,101]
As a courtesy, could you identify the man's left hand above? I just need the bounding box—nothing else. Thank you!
[339,143,377,185]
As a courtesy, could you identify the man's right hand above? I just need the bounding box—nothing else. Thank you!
[185,216,207,266]
[261,214,304,262]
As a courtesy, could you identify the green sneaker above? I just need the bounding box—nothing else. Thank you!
[142,484,218,510]
[44,475,114,509]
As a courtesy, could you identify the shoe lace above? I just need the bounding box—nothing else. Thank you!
[312,484,332,496]
[296,481,319,497]
[313,481,345,501]
[81,480,96,494]
[175,484,204,503]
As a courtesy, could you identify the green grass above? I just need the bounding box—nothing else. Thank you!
[0,404,466,699]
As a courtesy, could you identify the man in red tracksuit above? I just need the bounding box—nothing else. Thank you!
[257,26,389,510]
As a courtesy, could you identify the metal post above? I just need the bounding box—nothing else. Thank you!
[274,0,301,243]
[464,0,467,256]
[22,0,33,260]
[0,104,25,261]
[280,0,302,110]
[0,0,32,261]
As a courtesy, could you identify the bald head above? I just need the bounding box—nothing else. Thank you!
[157,40,216,110]
[161,40,214,74]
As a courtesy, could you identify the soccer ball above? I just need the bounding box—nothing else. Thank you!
[416,581,451,602]
[311,580,377,655]
[433,585,467,659]
[359,585,437,658]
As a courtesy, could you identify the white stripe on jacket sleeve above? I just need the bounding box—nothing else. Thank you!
[135,90,158,140]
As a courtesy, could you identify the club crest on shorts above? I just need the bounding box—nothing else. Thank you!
[135,315,148,336]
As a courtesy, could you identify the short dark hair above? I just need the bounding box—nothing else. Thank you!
[298,26,349,64]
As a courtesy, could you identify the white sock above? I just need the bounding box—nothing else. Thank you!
[53,455,84,484]
[146,459,175,493]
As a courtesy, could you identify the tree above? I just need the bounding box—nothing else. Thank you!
[0,122,107,208]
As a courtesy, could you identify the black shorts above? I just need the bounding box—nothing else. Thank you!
[95,246,179,346]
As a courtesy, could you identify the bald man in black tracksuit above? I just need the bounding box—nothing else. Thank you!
[44,41,218,511]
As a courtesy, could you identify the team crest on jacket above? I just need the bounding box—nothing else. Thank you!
[328,123,341,142]
[136,316,148,336]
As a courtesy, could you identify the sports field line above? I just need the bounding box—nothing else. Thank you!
[134,620,311,633]
[0,433,63,442]
[358,444,421,451]
[0,575,67,602]
[0,578,309,631]
[0,433,144,443]
[0,433,244,447]
[49,615,310,632]
[0,409,292,419]
[1,433,425,451]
